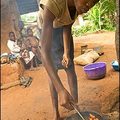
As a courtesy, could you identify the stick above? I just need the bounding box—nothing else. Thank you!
[1,80,20,90]
[71,103,86,120]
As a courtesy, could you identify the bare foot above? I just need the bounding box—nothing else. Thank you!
[53,113,63,120]
[30,67,36,71]
[59,117,64,120]
[54,116,63,120]
[35,67,40,70]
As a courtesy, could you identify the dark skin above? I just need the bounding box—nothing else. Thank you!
[27,29,34,37]
[27,29,40,59]
[21,39,34,70]
[27,29,41,62]
[9,32,16,42]
[39,0,99,119]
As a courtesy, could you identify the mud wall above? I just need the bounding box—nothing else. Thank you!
[1,0,20,53]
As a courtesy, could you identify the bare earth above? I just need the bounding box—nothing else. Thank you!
[1,32,119,120]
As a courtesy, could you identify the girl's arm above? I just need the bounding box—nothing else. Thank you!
[62,24,73,68]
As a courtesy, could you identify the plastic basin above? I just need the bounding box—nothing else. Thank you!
[83,62,106,80]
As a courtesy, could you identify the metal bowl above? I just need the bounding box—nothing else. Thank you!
[65,111,103,120]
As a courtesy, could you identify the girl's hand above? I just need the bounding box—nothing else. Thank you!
[62,53,70,68]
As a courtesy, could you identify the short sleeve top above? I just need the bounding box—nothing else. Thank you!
[40,0,78,28]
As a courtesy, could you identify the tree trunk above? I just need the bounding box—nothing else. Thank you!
[1,0,20,53]
[115,0,119,63]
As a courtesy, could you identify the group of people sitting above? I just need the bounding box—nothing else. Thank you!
[7,28,42,70]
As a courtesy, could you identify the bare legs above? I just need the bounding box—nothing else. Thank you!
[48,65,78,120]
[48,72,60,120]
[30,58,34,70]
[65,65,78,103]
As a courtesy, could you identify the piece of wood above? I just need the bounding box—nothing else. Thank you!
[1,80,20,90]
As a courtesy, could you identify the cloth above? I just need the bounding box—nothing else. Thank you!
[1,53,8,57]
[40,0,77,28]
[50,27,74,70]
[7,40,20,57]
[9,54,18,60]
[20,76,33,88]
[21,50,35,64]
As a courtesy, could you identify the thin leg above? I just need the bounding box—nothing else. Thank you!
[30,58,34,70]
[34,55,39,68]
[48,73,61,120]
[65,65,78,103]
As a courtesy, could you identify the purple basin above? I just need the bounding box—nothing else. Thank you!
[83,62,106,80]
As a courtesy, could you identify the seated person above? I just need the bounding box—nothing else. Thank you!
[26,28,39,47]
[17,39,35,70]
[26,28,42,65]
[7,32,20,57]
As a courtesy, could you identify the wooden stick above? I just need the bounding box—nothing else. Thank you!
[1,80,20,90]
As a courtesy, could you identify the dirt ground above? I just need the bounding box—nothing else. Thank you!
[1,32,119,120]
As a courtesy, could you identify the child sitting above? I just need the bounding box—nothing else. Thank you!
[17,39,35,70]
[26,28,42,66]
[7,32,20,57]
